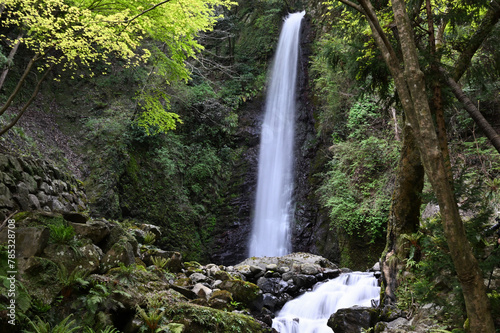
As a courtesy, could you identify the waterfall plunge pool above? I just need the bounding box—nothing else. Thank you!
[272,272,380,333]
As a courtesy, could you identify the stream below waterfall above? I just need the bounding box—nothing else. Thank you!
[272,272,380,333]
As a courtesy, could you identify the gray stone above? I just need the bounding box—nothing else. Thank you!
[14,195,31,211]
[40,182,54,195]
[27,194,41,210]
[327,306,379,333]
[36,192,50,206]
[21,172,37,193]
[292,274,317,288]
[0,184,14,208]
[170,285,197,300]
[301,263,320,275]
[0,227,49,258]
[250,265,265,275]
[16,182,30,197]
[192,283,213,300]
[206,263,220,276]
[139,223,161,238]
[190,272,208,284]
[262,293,278,310]
[282,271,295,281]
[266,264,278,271]
[0,172,15,188]
[100,241,135,272]
[0,155,9,171]
[48,199,65,212]
[386,317,410,329]
[8,156,22,172]
[69,220,109,243]
[257,277,288,294]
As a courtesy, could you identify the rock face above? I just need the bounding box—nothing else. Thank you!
[0,154,87,220]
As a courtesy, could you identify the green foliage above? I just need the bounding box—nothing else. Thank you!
[151,256,168,270]
[24,314,80,333]
[83,326,121,333]
[80,282,130,314]
[48,221,75,245]
[346,99,382,139]
[318,134,398,242]
[135,295,169,333]
[111,263,142,286]
[143,231,157,245]
[56,264,89,288]
[394,207,500,328]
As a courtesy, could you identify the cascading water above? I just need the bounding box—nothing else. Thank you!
[249,11,305,257]
[272,272,380,333]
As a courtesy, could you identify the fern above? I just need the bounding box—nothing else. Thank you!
[135,304,166,333]
[143,231,157,245]
[25,314,80,333]
[151,256,168,269]
[84,326,122,333]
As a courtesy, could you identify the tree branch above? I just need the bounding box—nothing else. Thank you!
[0,53,43,116]
[123,0,172,28]
[0,64,54,136]
[439,67,500,154]
[452,0,500,81]
[337,0,365,14]
[0,33,24,91]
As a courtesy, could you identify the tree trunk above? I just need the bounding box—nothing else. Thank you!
[426,0,453,183]
[382,124,424,304]
[336,1,495,330]
[391,1,495,331]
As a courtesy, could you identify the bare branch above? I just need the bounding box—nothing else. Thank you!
[0,63,54,136]
[123,0,172,28]
[0,33,24,91]
[0,53,43,117]
[439,66,500,154]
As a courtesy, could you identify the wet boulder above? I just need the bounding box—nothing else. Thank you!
[327,306,380,333]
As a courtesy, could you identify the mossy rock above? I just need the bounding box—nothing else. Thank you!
[164,302,270,333]
[218,279,260,308]
[208,290,233,310]
[174,278,191,287]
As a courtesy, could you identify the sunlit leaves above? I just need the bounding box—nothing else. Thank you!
[0,0,236,134]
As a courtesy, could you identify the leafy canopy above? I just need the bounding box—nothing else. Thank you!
[0,0,236,133]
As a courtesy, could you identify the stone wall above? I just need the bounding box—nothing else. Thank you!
[0,154,87,220]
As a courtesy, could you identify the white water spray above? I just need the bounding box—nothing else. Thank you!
[272,272,380,333]
[249,11,305,257]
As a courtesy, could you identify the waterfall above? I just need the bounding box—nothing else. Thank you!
[249,11,305,257]
[272,272,381,333]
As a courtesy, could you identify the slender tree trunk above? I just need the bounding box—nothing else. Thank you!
[426,0,453,182]
[0,33,23,91]
[440,67,500,154]
[382,124,424,304]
